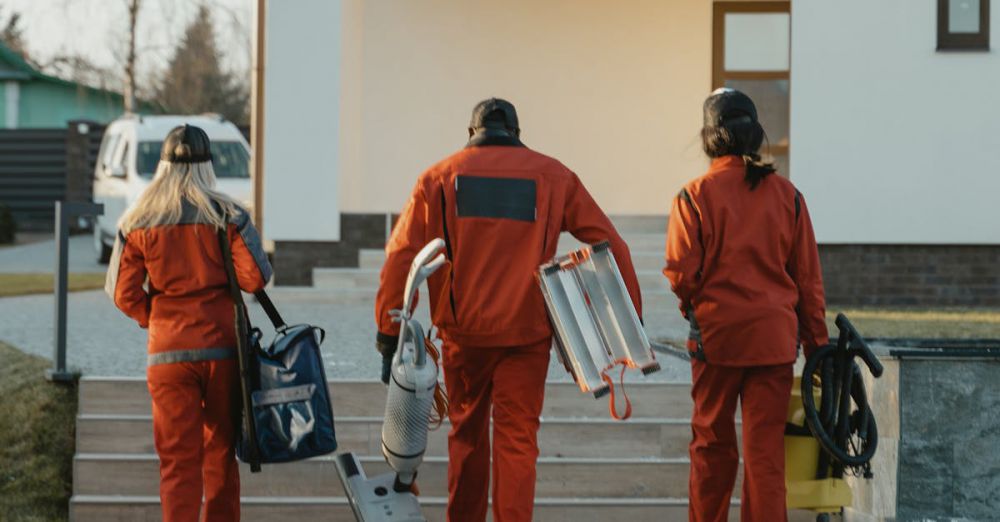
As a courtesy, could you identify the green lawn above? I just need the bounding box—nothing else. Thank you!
[0,273,106,298]
[829,308,1000,339]
[0,342,77,522]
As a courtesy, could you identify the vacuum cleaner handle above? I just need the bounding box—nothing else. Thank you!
[835,313,883,378]
[391,319,429,369]
[402,239,447,316]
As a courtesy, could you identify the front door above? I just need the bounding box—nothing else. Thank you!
[713,1,791,177]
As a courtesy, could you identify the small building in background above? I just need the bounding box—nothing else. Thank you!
[0,42,129,128]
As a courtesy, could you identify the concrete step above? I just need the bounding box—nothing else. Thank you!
[609,216,668,235]
[74,454,720,499]
[360,248,667,272]
[312,267,383,289]
[314,268,673,292]
[301,266,680,314]
[78,378,694,418]
[69,495,816,522]
[558,232,665,252]
[359,248,386,269]
[76,415,714,458]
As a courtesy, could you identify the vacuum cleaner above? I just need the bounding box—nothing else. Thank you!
[335,239,448,522]
[785,313,883,522]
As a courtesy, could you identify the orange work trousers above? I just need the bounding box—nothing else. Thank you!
[689,360,793,522]
[441,338,550,522]
[147,358,241,522]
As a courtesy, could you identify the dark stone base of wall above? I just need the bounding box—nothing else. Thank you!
[819,244,1000,307]
[272,213,390,285]
[896,357,1000,519]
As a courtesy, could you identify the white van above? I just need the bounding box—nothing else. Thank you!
[92,114,252,262]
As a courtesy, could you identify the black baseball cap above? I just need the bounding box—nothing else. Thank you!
[161,124,213,163]
[469,98,519,133]
[703,88,758,128]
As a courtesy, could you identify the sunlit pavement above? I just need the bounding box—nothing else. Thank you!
[0,287,693,381]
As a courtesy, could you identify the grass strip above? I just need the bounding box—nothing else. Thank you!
[829,308,1000,339]
[0,342,77,521]
[0,273,106,298]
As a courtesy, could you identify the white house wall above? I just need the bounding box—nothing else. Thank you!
[791,0,1000,244]
[337,0,714,217]
[262,0,342,242]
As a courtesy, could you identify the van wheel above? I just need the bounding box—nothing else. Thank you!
[95,227,112,264]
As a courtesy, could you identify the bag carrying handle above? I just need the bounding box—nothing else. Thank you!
[217,224,264,473]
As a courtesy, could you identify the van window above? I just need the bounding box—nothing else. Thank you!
[137,141,250,179]
[98,133,121,174]
[113,139,130,170]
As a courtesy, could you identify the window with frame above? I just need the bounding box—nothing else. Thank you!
[938,0,990,51]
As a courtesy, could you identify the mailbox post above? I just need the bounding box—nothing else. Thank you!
[47,201,104,382]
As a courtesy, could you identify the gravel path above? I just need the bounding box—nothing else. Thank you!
[0,234,104,274]
[0,287,692,381]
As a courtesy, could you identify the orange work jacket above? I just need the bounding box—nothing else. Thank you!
[106,203,272,355]
[375,135,642,348]
[664,155,828,366]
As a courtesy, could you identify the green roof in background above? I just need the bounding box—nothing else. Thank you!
[0,40,162,113]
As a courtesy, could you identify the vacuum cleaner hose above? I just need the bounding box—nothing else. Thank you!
[801,343,879,469]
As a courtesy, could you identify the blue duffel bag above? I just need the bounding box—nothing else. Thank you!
[219,231,337,472]
[241,319,337,467]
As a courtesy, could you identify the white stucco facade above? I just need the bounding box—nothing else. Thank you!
[262,0,342,242]
[260,0,997,247]
[335,0,714,218]
[791,0,1000,244]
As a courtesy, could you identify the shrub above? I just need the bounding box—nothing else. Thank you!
[0,204,15,244]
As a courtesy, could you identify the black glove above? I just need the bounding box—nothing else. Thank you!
[376,332,399,385]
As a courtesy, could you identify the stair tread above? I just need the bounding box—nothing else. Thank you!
[80,376,688,386]
[71,494,726,505]
[77,413,709,424]
[75,453,693,464]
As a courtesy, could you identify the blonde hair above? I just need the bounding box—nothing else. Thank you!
[119,160,239,233]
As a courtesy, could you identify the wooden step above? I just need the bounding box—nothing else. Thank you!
[74,454,718,499]
[69,495,817,522]
[78,378,694,418]
[76,415,713,458]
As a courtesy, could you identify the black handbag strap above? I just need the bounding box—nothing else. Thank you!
[217,224,263,473]
[253,289,287,331]
[218,226,248,314]
[212,210,286,331]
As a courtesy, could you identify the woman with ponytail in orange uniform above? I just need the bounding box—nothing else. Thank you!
[664,89,829,522]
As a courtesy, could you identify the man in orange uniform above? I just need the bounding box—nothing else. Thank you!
[664,88,829,522]
[375,98,642,522]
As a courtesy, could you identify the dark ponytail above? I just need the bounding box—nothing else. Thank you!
[700,119,776,190]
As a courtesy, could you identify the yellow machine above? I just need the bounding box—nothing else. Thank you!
[784,314,883,522]
[785,376,853,514]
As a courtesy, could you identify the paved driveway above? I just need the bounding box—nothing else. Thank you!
[0,234,104,273]
[0,287,692,381]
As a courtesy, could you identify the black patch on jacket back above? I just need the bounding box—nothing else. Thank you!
[456,176,536,222]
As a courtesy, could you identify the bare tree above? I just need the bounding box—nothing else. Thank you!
[39,55,117,90]
[0,7,30,63]
[123,0,140,113]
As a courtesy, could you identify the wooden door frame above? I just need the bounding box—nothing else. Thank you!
[712,1,791,156]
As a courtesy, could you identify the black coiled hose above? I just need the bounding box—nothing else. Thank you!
[801,314,883,474]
